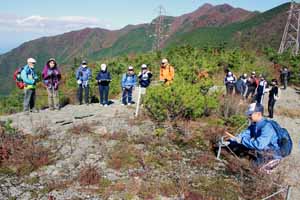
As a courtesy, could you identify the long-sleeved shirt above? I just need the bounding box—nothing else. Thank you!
[21,65,38,89]
[237,118,281,159]
[121,73,136,88]
[160,64,174,85]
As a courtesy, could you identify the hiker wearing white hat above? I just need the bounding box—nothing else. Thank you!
[224,71,236,95]
[96,63,111,107]
[21,58,39,114]
[138,64,152,88]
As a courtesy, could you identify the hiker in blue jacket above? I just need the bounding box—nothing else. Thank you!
[226,103,282,166]
[235,74,247,97]
[96,64,111,107]
[76,60,92,105]
[21,58,39,114]
[121,66,136,105]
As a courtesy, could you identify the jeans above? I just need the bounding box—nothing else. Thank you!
[47,88,59,109]
[78,85,89,104]
[24,89,36,111]
[122,87,133,104]
[268,98,276,118]
[99,85,109,105]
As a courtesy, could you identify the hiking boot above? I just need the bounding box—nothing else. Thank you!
[30,108,39,113]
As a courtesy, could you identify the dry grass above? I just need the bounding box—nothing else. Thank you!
[276,106,300,118]
[219,95,248,119]
[107,142,140,170]
[0,126,52,176]
[78,165,101,186]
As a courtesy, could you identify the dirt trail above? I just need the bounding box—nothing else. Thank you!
[267,87,300,199]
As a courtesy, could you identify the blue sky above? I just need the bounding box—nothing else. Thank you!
[0,0,289,53]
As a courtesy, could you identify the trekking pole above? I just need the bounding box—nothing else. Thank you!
[135,86,142,117]
[285,186,292,200]
[261,187,289,200]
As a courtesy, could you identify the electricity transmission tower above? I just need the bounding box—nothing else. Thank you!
[152,5,168,51]
[278,0,300,55]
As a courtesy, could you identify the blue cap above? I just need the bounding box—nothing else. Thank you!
[245,103,264,116]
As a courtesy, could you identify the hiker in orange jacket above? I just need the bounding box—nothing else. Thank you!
[160,58,174,85]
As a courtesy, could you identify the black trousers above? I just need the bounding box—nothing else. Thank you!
[78,85,89,104]
[226,84,234,95]
[268,98,276,118]
[246,86,256,99]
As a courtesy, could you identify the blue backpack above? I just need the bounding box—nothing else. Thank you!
[267,120,293,157]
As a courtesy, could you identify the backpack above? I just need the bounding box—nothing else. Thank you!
[13,67,25,89]
[267,120,293,157]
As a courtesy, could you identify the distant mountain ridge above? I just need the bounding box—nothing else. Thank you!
[0,3,290,95]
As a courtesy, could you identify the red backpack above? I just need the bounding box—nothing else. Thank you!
[13,67,25,89]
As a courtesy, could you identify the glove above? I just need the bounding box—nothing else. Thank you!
[220,140,230,146]
[231,137,242,144]
[77,80,82,85]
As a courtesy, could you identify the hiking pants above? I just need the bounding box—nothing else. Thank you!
[283,79,288,90]
[268,98,276,118]
[24,89,36,111]
[47,88,59,109]
[78,85,89,104]
[228,141,272,167]
[99,85,109,105]
[256,93,264,104]
[122,87,133,105]
[226,84,234,95]
[246,86,256,99]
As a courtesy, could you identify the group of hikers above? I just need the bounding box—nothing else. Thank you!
[224,68,290,118]
[17,57,175,113]
[223,68,293,172]
[17,57,292,173]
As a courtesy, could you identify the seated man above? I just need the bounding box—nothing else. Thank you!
[226,103,282,167]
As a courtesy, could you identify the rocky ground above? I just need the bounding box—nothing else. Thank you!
[0,87,299,200]
[271,87,300,199]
